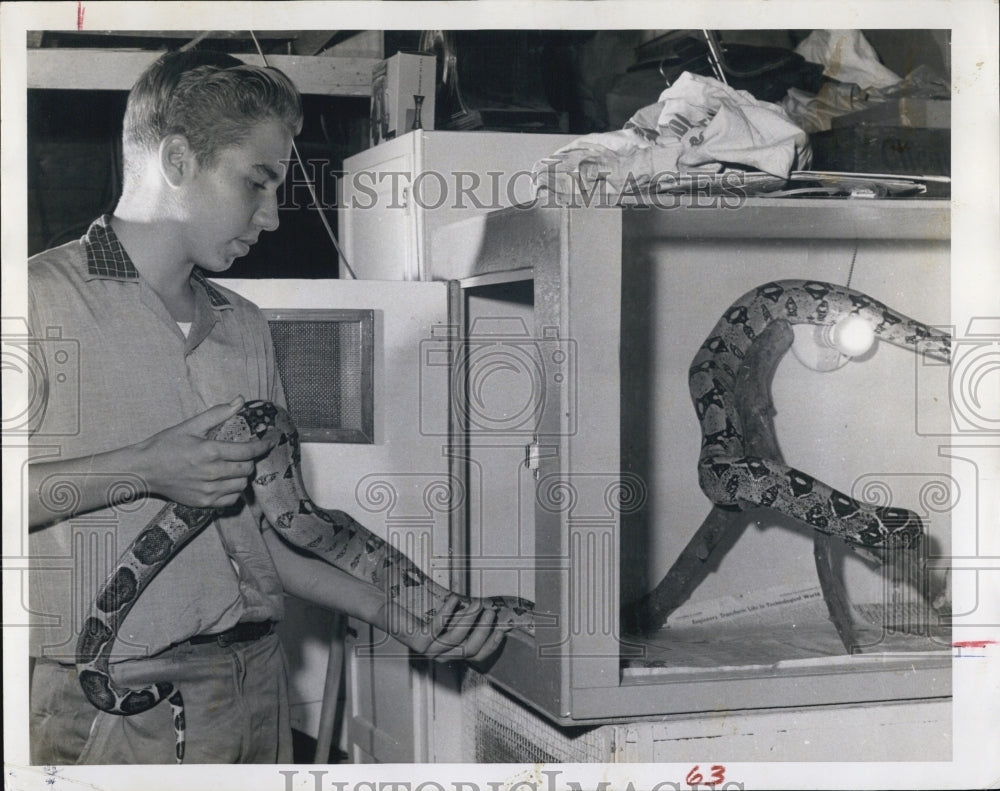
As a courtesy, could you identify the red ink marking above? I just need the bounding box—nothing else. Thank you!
[77,2,85,30]
[952,640,996,649]
[685,765,727,786]
[953,639,996,657]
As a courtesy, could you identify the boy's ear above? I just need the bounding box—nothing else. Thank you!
[158,135,196,187]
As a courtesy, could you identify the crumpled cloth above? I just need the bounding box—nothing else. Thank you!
[783,81,870,134]
[794,30,902,91]
[869,63,950,101]
[782,58,949,134]
[534,72,811,200]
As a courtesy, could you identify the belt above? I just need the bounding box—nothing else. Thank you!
[187,620,274,648]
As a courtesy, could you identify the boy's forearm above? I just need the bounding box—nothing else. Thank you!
[28,446,147,530]
[263,528,389,626]
[264,528,509,662]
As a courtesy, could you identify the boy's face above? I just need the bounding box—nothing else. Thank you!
[178,117,292,273]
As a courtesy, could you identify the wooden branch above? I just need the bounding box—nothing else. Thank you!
[813,532,861,653]
[622,320,795,635]
[620,505,748,636]
[623,318,862,652]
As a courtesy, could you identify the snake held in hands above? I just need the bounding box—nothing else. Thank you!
[75,401,533,762]
[690,279,951,548]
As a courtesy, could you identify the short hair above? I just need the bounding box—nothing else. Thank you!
[121,50,303,186]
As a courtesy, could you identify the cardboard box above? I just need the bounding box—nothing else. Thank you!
[370,52,435,146]
[830,99,950,130]
[810,124,950,182]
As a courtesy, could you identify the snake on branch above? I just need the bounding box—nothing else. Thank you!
[690,279,951,549]
[75,400,533,762]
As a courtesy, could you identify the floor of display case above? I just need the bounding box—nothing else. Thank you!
[621,586,950,674]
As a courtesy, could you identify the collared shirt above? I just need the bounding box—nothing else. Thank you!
[28,216,285,661]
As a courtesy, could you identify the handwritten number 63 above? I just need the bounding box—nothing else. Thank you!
[685,764,726,786]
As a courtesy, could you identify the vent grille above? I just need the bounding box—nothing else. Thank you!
[266,310,374,443]
[461,669,612,762]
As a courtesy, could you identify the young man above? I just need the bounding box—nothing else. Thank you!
[28,50,505,765]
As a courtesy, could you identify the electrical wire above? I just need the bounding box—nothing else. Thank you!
[846,238,859,289]
[248,29,357,279]
[179,31,213,52]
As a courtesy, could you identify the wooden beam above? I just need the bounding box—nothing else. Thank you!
[316,30,384,59]
[38,30,306,41]
[291,31,339,56]
[27,48,378,96]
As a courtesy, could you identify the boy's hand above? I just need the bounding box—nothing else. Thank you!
[384,594,510,664]
[29,397,277,528]
[134,397,276,508]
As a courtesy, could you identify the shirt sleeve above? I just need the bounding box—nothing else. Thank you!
[25,277,48,437]
[258,309,287,409]
[25,265,66,439]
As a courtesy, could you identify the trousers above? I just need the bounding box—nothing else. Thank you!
[30,632,293,764]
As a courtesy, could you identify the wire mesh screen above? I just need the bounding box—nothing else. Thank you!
[266,310,374,443]
[461,669,613,762]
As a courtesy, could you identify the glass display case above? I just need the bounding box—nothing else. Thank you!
[435,199,952,734]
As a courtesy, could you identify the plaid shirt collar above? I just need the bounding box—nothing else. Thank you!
[83,215,231,308]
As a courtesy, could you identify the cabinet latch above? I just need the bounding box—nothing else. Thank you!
[524,436,541,479]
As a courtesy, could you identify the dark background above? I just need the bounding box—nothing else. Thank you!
[27,29,950,277]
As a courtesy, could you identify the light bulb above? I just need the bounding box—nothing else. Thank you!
[791,315,876,372]
[827,315,875,358]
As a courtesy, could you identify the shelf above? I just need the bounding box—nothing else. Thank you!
[621,197,950,241]
[458,268,535,289]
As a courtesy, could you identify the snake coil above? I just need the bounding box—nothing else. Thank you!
[76,401,533,762]
[690,279,951,547]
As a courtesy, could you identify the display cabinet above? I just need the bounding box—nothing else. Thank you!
[434,198,952,742]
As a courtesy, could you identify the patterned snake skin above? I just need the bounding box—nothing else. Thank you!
[76,401,533,762]
[691,279,951,547]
